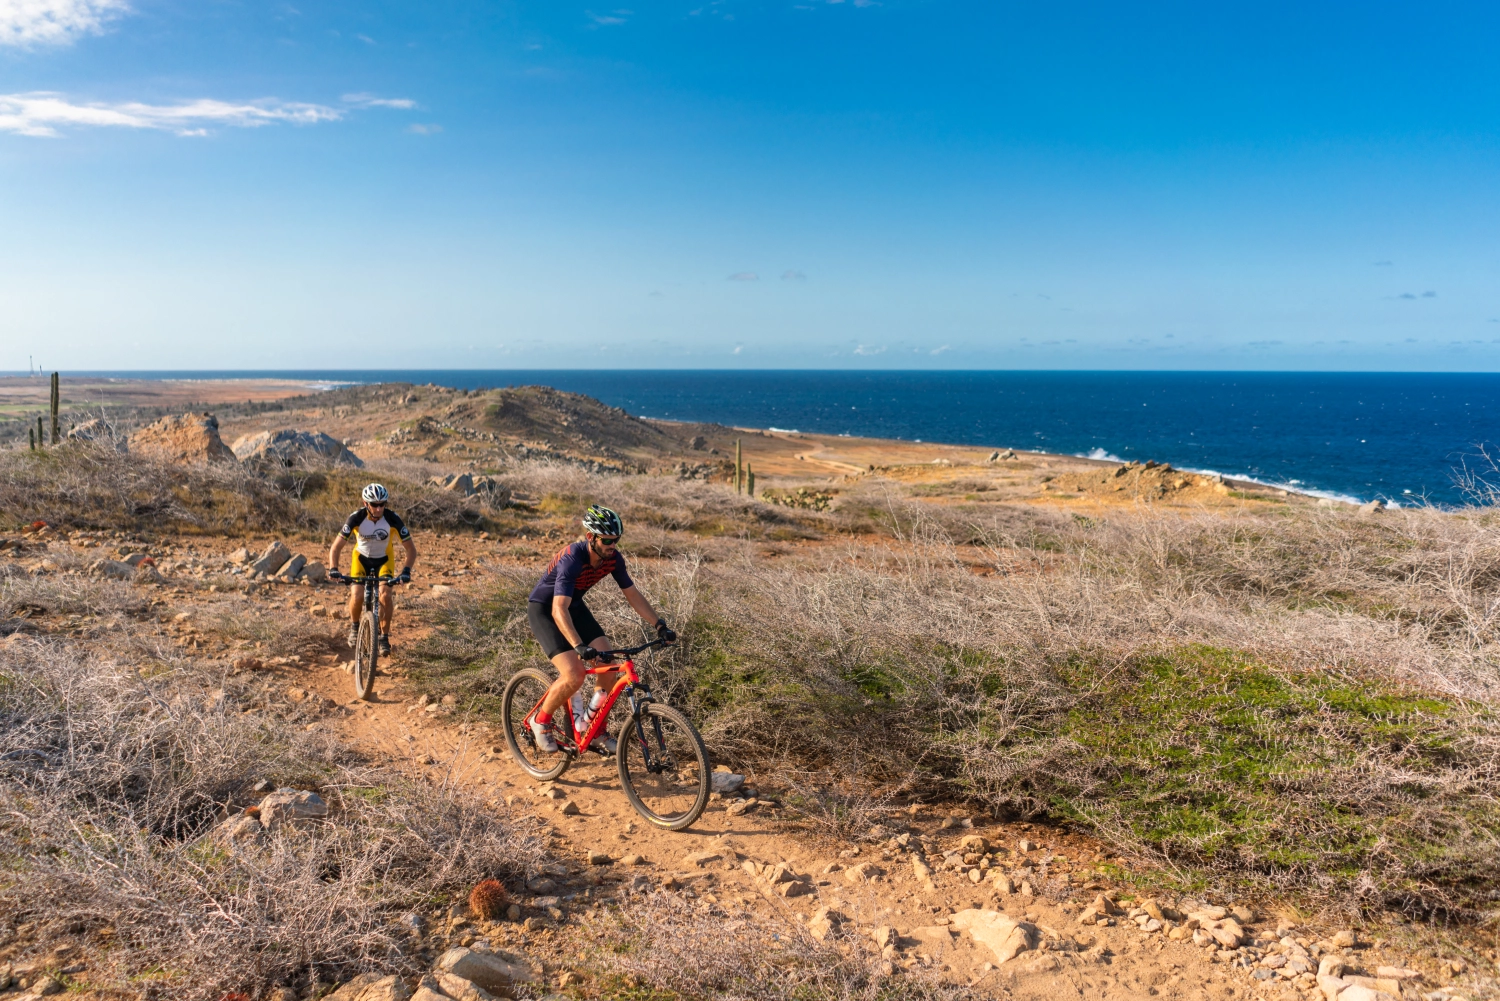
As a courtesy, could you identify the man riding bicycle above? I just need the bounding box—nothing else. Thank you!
[327,483,418,656]
[528,505,675,753]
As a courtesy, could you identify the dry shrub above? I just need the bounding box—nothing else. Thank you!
[0,443,308,535]
[582,891,966,1001]
[779,770,895,842]
[0,634,547,999]
[381,464,1500,920]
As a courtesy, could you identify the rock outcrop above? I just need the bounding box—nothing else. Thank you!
[131,413,236,464]
[232,429,364,468]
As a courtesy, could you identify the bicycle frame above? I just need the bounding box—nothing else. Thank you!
[525,639,667,757]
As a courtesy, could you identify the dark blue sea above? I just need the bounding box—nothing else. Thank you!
[46,371,1500,507]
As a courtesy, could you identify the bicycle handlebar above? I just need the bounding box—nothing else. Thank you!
[327,571,411,585]
[595,636,674,661]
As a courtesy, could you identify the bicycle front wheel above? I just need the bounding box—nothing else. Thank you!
[617,703,709,831]
[501,668,571,782]
[353,611,378,701]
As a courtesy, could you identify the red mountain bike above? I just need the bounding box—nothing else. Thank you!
[501,638,710,831]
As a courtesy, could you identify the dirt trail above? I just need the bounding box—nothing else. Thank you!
[259,550,1287,1001]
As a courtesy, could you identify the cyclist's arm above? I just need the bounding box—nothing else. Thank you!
[550,595,586,648]
[331,509,364,570]
[621,585,665,628]
[387,512,416,573]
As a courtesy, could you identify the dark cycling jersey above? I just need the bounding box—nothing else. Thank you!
[528,540,633,603]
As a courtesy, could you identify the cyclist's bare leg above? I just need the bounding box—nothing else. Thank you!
[346,584,364,625]
[540,637,619,716]
[587,636,619,700]
[540,650,586,716]
[378,583,395,632]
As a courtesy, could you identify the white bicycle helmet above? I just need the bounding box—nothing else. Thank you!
[362,483,389,504]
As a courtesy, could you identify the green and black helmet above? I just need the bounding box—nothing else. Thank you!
[582,505,623,538]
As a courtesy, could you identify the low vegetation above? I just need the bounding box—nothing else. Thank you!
[398,464,1500,923]
[5,443,1500,931]
[0,571,548,1000]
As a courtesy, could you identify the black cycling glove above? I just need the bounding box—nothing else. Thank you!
[575,644,598,661]
[397,567,412,584]
[656,619,677,643]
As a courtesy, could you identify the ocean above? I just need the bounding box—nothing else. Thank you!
[57,371,1500,507]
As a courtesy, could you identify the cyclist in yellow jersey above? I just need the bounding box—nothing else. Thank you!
[327,483,418,655]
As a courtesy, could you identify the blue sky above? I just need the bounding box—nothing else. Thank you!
[2,0,1498,370]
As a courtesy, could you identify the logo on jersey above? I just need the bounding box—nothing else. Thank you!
[375,529,389,541]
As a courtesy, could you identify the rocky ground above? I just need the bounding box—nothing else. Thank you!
[0,519,1484,1001]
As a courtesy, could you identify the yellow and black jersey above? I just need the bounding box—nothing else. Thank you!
[340,508,410,562]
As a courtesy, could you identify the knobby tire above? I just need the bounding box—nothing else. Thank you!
[502,667,571,782]
[354,611,378,701]
[617,702,709,831]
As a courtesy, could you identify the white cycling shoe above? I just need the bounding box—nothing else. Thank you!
[578,730,617,755]
[529,719,561,753]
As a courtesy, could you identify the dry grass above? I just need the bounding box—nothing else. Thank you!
[581,891,967,1001]
[0,575,549,1000]
[406,468,1500,921]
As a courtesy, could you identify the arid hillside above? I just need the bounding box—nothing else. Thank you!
[1,380,1495,1001]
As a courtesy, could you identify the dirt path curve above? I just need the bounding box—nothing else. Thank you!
[293,649,1264,1001]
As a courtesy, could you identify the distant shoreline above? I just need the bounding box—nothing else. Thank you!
[2,371,1483,506]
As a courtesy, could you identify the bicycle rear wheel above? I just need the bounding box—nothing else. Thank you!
[501,667,571,781]
[353,611,378,701]
[617,703,709,831]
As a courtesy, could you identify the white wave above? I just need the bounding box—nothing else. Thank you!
[1173,463,1372,506]
[768,427,799,434]
[1080,447,1124,462]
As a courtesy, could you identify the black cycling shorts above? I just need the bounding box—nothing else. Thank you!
[528,599,605,659]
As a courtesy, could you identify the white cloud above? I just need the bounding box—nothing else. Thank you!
[343,92,417,109]
[587,10,626,24]
[853,344,886,355]
[0,0,128,47]
[406,123,441,134]
[0,92,343,137]
[930,344,950,355]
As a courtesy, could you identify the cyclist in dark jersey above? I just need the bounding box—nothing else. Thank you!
[527,505,675,753]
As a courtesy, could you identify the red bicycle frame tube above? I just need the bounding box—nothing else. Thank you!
[524,657,639,751]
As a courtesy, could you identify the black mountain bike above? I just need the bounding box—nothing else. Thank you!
[328,569,408,700]
[501,637,710,831]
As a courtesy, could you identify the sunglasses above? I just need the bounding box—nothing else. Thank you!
[596,536,620,546]
[367,502,386,509]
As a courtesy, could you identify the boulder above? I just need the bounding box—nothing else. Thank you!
[711,772,745,794]
[328,974,410,1001]
[436,972,498,1001]
[843,861,882,883]
[807,906,845,942]
[1337,986,1399,1001]
[435,947,535,995]
[277,554,308,581]
[251,541,292,577]
[232,429,363,467]
[431,473,476,495]
[1358,500,1386,516]
[907,925,957,954]
[216,814,265,846]
[132,412,236,464]
[66,418,126,450]
[92,559,135,579]
[950,908,1039,965]
[301,561,329,583]
[257,789,328,829]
